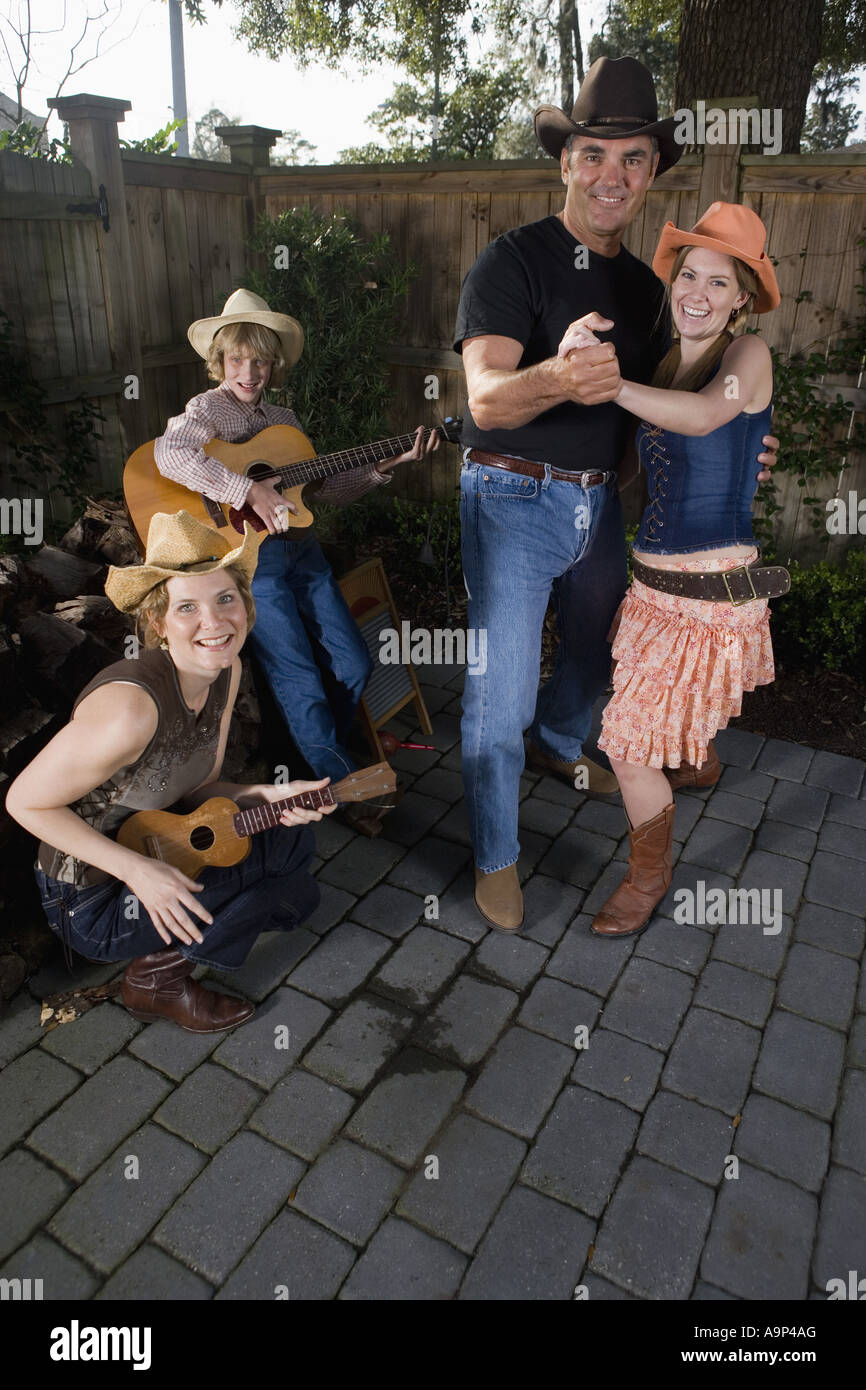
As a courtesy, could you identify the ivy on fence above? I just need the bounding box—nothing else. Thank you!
[757,238,866,552]
[0,309,104,544]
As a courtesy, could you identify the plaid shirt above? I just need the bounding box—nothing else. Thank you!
[154,381,392,511]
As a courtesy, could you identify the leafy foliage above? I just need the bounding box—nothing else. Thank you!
[800,61,861,151]
[0,121,71,163]
[245,206,414,453]
[768,549,866,676]
[119,120,186,155]
[339,64,528,162]
[185,0,483,81]
[315,489,462,574]
[0,310,104,531]
[754,240,866,548]
[192,108,239,161]
[588,1,678,114]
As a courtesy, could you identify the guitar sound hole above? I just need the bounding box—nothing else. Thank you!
[190,825,215,851]
[247,462,279,482]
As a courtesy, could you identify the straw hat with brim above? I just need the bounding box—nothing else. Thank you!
[534,56,682,176]
[187,288,304,369]
[105,511,259,614]
[652,202,780,313]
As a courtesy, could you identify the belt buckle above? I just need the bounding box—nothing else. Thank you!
[722,565,757,606]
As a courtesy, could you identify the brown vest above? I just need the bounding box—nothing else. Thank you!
[37,650,231,885]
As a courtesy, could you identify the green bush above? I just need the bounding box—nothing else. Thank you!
[314,490,461,567]
[768,548,866,677]
[245,207,414,455]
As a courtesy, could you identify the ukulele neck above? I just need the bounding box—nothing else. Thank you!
[232,786,337,837]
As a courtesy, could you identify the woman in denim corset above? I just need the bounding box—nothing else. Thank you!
[558,202,784,938]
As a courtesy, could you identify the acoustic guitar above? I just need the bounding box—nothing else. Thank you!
[124,419,463,550]
[116,762,395,879]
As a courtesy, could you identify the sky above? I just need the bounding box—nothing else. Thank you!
[4,0,865,163]
[3,0,608,161]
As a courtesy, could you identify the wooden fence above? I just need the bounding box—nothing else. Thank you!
[1,94,865,564]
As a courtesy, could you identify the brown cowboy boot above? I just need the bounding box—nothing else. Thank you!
[665,741,721,791]
[121,949,254,1033]
[591,802,675,938]
[526,743,619,795]
[474,864,524,933]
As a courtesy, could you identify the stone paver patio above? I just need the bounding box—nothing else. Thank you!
[1,664,864,1301]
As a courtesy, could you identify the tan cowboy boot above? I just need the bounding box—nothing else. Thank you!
[474,865,524,933]
[122,949,254,1033]
[591,802,675,938]
[665,741,721,791]
[526,743,619,795]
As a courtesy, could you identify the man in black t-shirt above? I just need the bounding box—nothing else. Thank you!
[455,56,778,932]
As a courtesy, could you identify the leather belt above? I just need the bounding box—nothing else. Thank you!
[633,557,791,606]
[467,448,613,487]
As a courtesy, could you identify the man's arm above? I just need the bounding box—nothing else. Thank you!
[462,334,622,431]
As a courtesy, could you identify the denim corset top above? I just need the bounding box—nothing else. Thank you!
[633,384,773,555]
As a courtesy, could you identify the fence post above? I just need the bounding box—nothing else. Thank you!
[48,93,148,457]
[217,124,280,245]
[694,95,759,209]
[216,125,280,169]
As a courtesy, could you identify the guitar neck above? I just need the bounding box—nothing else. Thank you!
[232,787,337,837]
[273,427,439,486]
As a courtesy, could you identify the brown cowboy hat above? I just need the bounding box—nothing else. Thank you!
[534,55,682,176]
[188,288,304,370]
[652,201,781,312]
[105,510,259,613]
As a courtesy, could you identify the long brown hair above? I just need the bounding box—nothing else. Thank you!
[652,245,761,393]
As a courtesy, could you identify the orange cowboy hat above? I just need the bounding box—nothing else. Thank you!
[652,201,780,312]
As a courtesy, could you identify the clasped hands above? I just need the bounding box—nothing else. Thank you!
[554,312,621,406]
[554,311,779,481]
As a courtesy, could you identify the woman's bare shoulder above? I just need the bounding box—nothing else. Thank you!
[74,679,159,746]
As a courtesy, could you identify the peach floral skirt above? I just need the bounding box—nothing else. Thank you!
[598,549,775,769]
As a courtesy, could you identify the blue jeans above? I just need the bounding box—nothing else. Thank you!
[460,459,627,872]
[247,533,373,783]
[34,824,319,971]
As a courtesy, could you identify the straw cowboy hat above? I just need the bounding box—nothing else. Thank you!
[187,288,304,369]
[534,55,683,176]
[652,201,781,312]
[105,511,259,613]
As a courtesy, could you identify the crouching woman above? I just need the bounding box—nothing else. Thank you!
[6,510,334,1033]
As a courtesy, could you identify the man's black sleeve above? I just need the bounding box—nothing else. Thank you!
[454,236,535,355]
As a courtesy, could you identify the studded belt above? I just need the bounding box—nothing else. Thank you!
[632,557,791,606]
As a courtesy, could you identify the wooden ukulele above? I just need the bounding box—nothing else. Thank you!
[124,419,463,550]
[116,763,395,878]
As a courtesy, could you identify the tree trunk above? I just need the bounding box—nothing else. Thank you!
[675,0,823,153]
[572,0,584,84]
[558,0,576,111]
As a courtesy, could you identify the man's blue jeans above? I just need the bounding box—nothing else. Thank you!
[460,458,627,872]
[247,532,373,783]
